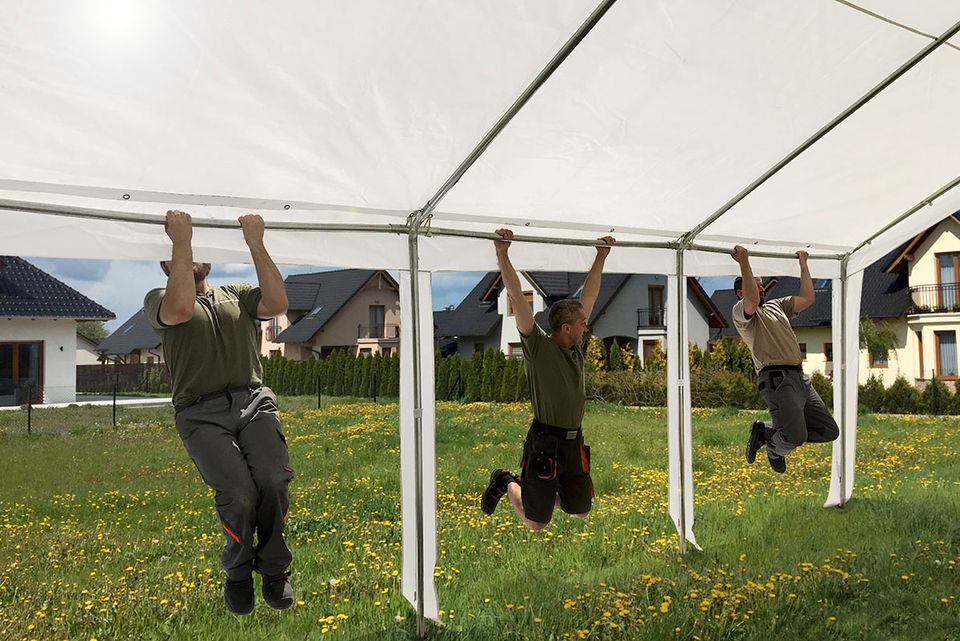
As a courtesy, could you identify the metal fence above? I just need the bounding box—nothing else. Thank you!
[77,363,172,394]
[908,283,960,314]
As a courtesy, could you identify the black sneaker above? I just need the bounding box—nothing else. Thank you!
[262,572,294,610]
[224,576,255,615]
[481,468,517,515]
[746,421,766,464]
[768,453,787,474]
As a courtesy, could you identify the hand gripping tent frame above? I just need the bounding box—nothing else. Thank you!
[2,1,960,636]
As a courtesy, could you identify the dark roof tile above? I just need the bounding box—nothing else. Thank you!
[0,256,114,320]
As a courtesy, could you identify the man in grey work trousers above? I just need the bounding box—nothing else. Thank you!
[145,210,293,614]
[731,245,839,473]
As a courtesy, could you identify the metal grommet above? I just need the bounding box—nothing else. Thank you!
[283,204,291,210]
[524,222,531,226]
[122,193,130,200]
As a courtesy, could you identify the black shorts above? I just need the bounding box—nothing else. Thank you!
[519,419,594,524]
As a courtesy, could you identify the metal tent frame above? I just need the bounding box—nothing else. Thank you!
[3,3,960,639]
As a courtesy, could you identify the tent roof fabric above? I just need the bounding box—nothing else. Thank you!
[0,256,114,320]
[1,1,958,279]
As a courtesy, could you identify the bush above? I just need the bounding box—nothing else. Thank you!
[858,375,885,413]
[883,376,921,414]
[920,377,955,415]
[810,371,833,409]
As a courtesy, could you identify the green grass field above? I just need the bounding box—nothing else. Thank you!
[1,400,958,640]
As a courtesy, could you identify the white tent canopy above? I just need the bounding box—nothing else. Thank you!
[3,0,959,632]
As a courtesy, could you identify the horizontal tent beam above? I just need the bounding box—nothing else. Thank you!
[679,15,960,247]
[0,198,406,234]
[0,198,847,263]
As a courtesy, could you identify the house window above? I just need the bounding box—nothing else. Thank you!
[917,331,925,379]
[869,351,888,368]
[937,253,960,309]
[508,291,534,316]
[359,348,372,356]
[647,286,665,326]
[369,305,386,338]
[146,356,155,365]
[268,317,281,342]
[824,342,833,362]
[936,331,957,378]
[508,343,523,359]
[799,343,807,360]
[0,341,43,405]
[474,343,485,354]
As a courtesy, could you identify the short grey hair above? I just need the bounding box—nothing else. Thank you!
[548,299,584,332]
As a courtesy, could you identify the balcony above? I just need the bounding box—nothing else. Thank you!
[358,324,400,339]
[637,307,666,329]
[907,284,960,315]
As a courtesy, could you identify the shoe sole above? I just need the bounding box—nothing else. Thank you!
[480,469,505,515]
[745,423,765,464]
[265,599,293,610]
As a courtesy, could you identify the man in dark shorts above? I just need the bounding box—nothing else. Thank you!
[144,210,293,614]
[731,244,839,474]
[480,228,615,530]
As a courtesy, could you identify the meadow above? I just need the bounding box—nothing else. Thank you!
[1,399,958,640]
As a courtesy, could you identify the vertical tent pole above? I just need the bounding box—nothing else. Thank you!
[676,251,687,555]
[407,231,427,639]
[838,258,848,508]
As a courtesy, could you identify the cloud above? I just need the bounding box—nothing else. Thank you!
[25,257,111,282]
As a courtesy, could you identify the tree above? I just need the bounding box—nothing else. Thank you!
[78,320,109,342]
[859,318,898,362]
[688,341,703,372]
[585,335,605,372]
[707,337,728,371]
[645,341,666,371]
[608,341,625,371]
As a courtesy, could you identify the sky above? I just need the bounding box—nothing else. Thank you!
[24,258,734,332]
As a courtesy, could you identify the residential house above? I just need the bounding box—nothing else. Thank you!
[103,269,402,364]
[0,256,114,404]
[268,269,400,359]
[710,214,960,387]
[434,271,726,363]
[96,308,164,364]
[76,332,104,365]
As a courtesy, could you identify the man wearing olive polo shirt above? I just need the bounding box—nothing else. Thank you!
[480,228,615,530]
[145,210,293,615]
[731,245,839,474]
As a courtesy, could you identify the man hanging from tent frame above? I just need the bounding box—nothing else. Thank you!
[480,228,615,529]
[144,210,294,615]
[731,244,839,474]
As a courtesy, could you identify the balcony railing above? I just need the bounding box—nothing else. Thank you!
[358,324,400,339]
[637,307,666,329]
[907,284,960,314]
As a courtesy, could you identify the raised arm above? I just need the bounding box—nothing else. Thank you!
[158,210,198,326]
[732,245,761,316]
[494,229,535,337]
[792,250,815,313]
[239,214,288,318]
[579,236,616,319]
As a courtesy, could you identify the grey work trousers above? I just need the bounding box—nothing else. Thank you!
[175,386,293,580]
[758,369,840,458]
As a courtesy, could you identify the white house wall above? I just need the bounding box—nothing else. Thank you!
[906,217,960,288]
[1,318,78,403]
[498,274,545,355]
[795,322,914,387]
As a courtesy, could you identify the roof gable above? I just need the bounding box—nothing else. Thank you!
[0,256,114,320]
[97,308,161,355]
